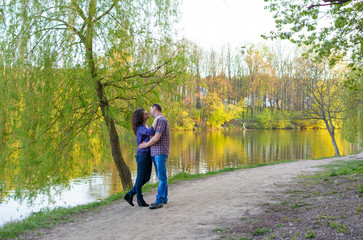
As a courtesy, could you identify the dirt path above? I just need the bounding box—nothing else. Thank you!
[38,152,362,240]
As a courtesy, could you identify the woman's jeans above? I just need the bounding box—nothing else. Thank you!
[152,154,168,204]
[128,153,152,201]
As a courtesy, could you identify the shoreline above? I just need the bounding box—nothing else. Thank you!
[0,158,300,236]
[1,151,362,239]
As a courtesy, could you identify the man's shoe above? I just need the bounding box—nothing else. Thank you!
[124,193,134,206]
[149,202,163,210]
[137,199,149,207]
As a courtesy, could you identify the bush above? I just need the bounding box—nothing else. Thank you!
[254,109,291,129]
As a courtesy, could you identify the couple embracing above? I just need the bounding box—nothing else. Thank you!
[124,103,170,210]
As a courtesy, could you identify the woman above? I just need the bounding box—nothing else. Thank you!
[124,108,161,207]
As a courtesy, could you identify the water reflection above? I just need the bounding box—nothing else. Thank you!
[122,129,359,177]
[0,173,112,226]
[0,129,360,226]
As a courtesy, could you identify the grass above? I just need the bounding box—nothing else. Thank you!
[250,227,272,236]
[290,202,309,209]
[316,160,363,175]
[305,230,316,239]
[356,204,362,215]
[300,159,363,183]
[0,192,128,239]
[213,228,228,233]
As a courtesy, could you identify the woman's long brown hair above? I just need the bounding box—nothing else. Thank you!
[131,108,145,135]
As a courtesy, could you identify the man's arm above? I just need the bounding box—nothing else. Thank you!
[139,132,162,149]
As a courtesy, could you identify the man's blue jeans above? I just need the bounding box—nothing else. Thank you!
[128,153,152,201]
[152,154,168,204]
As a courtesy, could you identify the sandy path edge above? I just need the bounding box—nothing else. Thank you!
[38,152,362,240]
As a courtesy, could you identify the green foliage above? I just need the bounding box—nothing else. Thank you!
[255,108,291,129]
[264,0,362,65]
[321,160,363,176]
[291,118,325,130]
[250,227,272,236]
[264,1,362,150]
[341,69,363,147]
[305,230,315,239]
[203,92,226,128]
[290,202,309,209]
[307,160,363,186]
[166,101,195,130]
[202,92,244,128]
[213,228,228,233]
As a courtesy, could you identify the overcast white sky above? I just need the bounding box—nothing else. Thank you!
[178,0,276,50]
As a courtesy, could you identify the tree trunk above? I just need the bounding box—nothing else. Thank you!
[246,105,249,121]
[250,106,254,123]
[96,84,133,190]
[84,12,132,189]
[95,79,133,190]
[196,66,201,109]
[107,118,133,189]
[324,119,340,156]
[250,95,255,123]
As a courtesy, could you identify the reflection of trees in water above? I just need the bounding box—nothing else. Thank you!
[166,130,358,174]
[115,129,358,192]
[0,129,105,203]
[1,130,358,201]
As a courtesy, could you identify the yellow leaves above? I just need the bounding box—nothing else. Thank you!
[90,137,102,162]
[203,93,244,128]
[166,101,195,130]
[71,142,81,161]
[126,55,133,64]
[108,50,134,74]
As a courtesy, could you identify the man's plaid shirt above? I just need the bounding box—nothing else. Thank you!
[150,117,170,157]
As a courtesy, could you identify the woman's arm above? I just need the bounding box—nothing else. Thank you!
[152,115,162,129]
[139,132,162,148]
[137,116,162,138]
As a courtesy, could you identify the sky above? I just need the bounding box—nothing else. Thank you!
[179,0,277,50]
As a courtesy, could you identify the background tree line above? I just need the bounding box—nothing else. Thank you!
[163,43,360,133]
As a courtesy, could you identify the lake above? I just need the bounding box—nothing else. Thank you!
[0,129,360,226]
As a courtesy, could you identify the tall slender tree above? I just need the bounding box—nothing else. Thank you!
[294,58,351,156]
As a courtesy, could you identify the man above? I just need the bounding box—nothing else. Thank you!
[139,103,170,210]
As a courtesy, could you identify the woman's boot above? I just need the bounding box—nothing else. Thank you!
[137,197,149,207]
[124,193,134,206]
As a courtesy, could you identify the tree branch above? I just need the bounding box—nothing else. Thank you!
[70,1,87,22]
[40,16,84,43]
[57,110,100,156]
[94,3,115,23]
[307,0,352,10]
[2,115,61,161]
[108,95,136,102]
[123,61,171,81]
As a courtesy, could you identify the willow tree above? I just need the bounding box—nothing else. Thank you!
[0,0,184,200]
